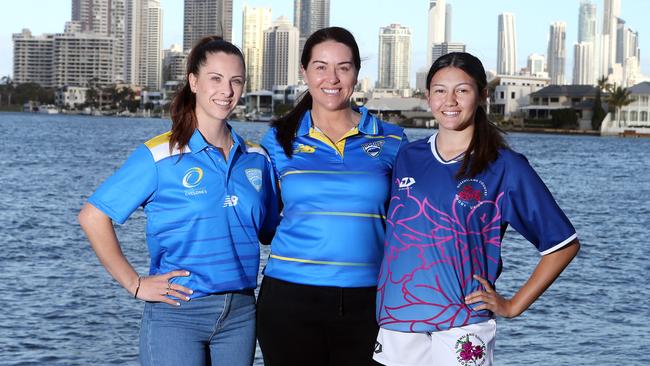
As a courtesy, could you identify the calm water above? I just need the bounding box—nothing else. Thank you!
[1,112,648,365]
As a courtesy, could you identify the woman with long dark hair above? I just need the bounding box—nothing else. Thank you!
[78,36,278,366]
[256,27,407,365]
[373,52,580,366]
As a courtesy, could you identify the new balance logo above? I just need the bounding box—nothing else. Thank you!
[374,341,383,354]
[223,195,239,207]
[398,177,416,189]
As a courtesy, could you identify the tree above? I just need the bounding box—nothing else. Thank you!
[550,108,578,129]
[596,75,610,93]
[606,85,634,128]
[0,76,14,107]
[591,75,609,130]
[591,90,606,130]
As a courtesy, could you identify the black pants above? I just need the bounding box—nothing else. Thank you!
[256,276,379,366]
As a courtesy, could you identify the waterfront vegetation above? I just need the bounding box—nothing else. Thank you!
[0,75,633,135]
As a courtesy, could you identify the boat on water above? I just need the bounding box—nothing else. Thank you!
[245,111,273,122]
[37,105,60,114]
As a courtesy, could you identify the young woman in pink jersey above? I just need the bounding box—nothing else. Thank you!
[373,52,580,366]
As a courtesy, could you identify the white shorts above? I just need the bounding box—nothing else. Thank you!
[373,319,497,366]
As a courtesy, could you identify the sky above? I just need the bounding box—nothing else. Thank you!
[1,0,649,86]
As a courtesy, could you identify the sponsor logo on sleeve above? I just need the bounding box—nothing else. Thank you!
[361,140,385,158]
[245,168,263,192]
[293,144,316,154]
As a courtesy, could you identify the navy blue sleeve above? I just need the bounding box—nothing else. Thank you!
[502,151,577,255]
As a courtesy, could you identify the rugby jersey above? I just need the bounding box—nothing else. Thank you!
[88,128,278,298]
[261,106,407,287]
[376,133,577,332]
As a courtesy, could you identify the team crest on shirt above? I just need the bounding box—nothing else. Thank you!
[245,168,263,192]
[361,140,384,158]
[455,179,487,209]
[182,167,207,196]
[455,334,487,366]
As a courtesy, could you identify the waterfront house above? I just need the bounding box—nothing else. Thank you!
[490,74,550,119]
[617,81,650,128]
[522,85,601,130]
[364,97,431,127]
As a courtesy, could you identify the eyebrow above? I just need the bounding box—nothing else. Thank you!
[311,60,354,66]
[431,82,473,88]
[207,72,244,78]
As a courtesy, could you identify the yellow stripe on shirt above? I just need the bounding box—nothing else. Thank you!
[269,254,374,267]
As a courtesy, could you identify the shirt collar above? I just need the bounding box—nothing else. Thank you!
[188,123,245,154]
[296,106,378,136]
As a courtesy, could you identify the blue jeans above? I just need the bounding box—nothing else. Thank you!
[139,290,256,366]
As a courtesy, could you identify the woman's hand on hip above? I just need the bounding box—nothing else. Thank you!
[464,274,518,318]
[136,270,193,306]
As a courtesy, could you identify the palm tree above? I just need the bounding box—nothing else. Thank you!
[606,85,634,128]
[596,75,610,92]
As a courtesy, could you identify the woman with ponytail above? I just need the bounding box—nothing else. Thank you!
[78,36,278,366]
[256,27,407,365]
[373,52,580,366]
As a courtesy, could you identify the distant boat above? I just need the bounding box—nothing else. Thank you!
[37,105,59,114]
[245,111,273,122]
[23,102,36,112]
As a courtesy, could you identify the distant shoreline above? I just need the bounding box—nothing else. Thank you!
[500,127,601,136]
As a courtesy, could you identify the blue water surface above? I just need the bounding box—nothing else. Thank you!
[1,112,648,365]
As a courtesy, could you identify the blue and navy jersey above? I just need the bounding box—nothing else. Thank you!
[377,133,577,332]
[261,107,407,287]
[88,128,279,298]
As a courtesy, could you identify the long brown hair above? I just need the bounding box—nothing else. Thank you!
[169,36,245,153]
[271,27,361,157]
[426,52,508,179]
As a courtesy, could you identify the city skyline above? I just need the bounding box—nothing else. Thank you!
[2,0,649,86]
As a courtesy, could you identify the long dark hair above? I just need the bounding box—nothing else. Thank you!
[426,52,507,179]
[169,36,245,153]
[271,26,361,157]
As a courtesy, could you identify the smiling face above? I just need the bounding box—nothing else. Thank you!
[189,51,245,124]
[302,40,358,112]
[425,66,486,133]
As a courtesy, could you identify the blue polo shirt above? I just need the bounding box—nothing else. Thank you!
[376,133,577,332]
[88,128,279,298]
[261,107,407,287]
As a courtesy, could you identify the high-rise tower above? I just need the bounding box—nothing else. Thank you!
[427,0,446,66]
[263,17,299,90]
[71,0,128,83]
[574,1,598,85]
[183,0,233,51]
[602,0,620,76]
[578,0,597,43]
[548,22,567,85]
[377,24,411,90]
[293,0,329,53]
[242,5,272,92]
[497,12,517,75]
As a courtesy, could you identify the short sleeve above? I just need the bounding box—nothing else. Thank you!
[502,152,577,255]
[87,144,158,224]
[261,128,280,180]
[398,130,409,150]
[259,157,280,245]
